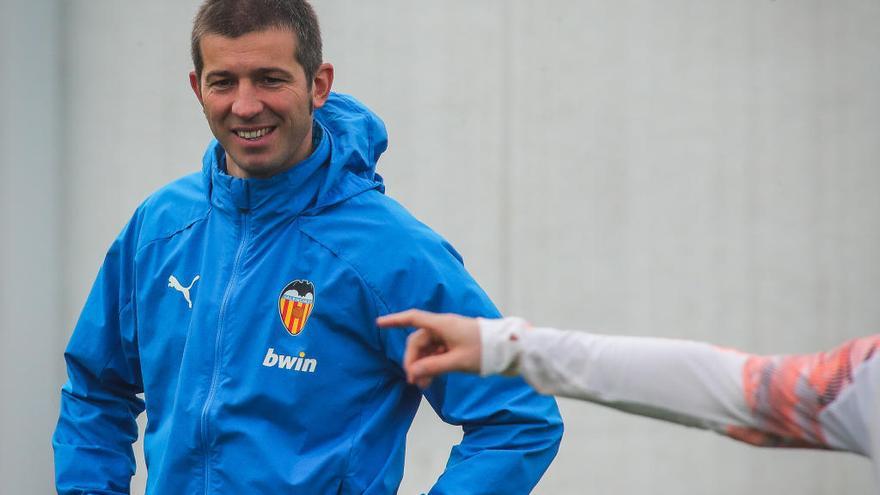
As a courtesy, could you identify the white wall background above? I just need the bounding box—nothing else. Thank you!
[2,0,878,493]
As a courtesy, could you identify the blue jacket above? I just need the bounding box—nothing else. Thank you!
[53,93,562,494]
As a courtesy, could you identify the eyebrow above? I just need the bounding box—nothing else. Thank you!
[204,68,295,81]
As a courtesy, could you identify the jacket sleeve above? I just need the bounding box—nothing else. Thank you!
[378,242,563,495]
[481,317,880,455]
[53,214,145,494]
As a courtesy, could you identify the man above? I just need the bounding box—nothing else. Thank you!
[52,1,562,493]
[378,310,880,486]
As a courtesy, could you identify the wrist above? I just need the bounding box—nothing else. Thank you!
[478,317,530,376]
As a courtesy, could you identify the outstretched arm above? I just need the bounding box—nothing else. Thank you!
[379,310,879,456]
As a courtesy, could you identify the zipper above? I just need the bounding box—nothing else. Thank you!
[200,209,250,494]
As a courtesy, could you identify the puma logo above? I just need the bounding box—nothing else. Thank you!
[168,274,200,309]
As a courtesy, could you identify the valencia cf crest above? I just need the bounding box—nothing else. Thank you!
[278,279,315,336]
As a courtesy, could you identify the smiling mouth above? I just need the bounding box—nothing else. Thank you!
[234,127,275,140]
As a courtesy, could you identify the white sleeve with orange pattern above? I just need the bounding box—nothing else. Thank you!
[479,317,878,460]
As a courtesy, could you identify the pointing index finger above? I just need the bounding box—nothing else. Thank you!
[377,309,438,329]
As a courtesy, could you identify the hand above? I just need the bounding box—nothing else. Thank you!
[377,309,482,388]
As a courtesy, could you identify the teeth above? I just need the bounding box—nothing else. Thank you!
[236,127,272,140]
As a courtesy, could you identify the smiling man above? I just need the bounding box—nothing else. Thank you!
[191,27,328,178]
[52,1,562,494]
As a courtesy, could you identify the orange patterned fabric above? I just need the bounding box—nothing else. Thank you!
[725,335,880,449]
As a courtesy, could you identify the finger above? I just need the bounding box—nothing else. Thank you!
[377,309,444,330]
[414,375,434,389]
[402,329,425,373]
[409,351,465,385]
[403,328,435,373]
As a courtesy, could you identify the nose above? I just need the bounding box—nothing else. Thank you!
[231,81,263,120]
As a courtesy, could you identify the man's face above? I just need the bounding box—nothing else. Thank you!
[190,28,333,179]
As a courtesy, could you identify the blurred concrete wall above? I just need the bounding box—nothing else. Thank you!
[0,1,64,494]
[2,0,878,493]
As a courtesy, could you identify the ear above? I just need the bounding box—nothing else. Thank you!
[189,71,204,105]
[311,63,334,110]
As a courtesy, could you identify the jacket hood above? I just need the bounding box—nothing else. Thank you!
[201,92,387,216]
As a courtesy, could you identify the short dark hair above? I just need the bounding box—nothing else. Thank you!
[191,0,322,84]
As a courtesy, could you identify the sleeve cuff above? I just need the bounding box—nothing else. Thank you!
[479,317,531,376]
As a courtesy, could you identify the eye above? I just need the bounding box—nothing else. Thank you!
[209,79,234,90]
[261,76,286,86]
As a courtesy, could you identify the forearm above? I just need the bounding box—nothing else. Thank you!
[480,318,751,434]
[54,352,145,494]
[480,318,878,455]
[425,373,562,495]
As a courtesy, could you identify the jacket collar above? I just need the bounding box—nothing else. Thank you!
[201,93,388,222]
[203,122,331,218]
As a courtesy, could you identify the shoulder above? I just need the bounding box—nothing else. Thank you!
[302,190,461,263]
[129,172,210,249]
[297,190,468,298]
